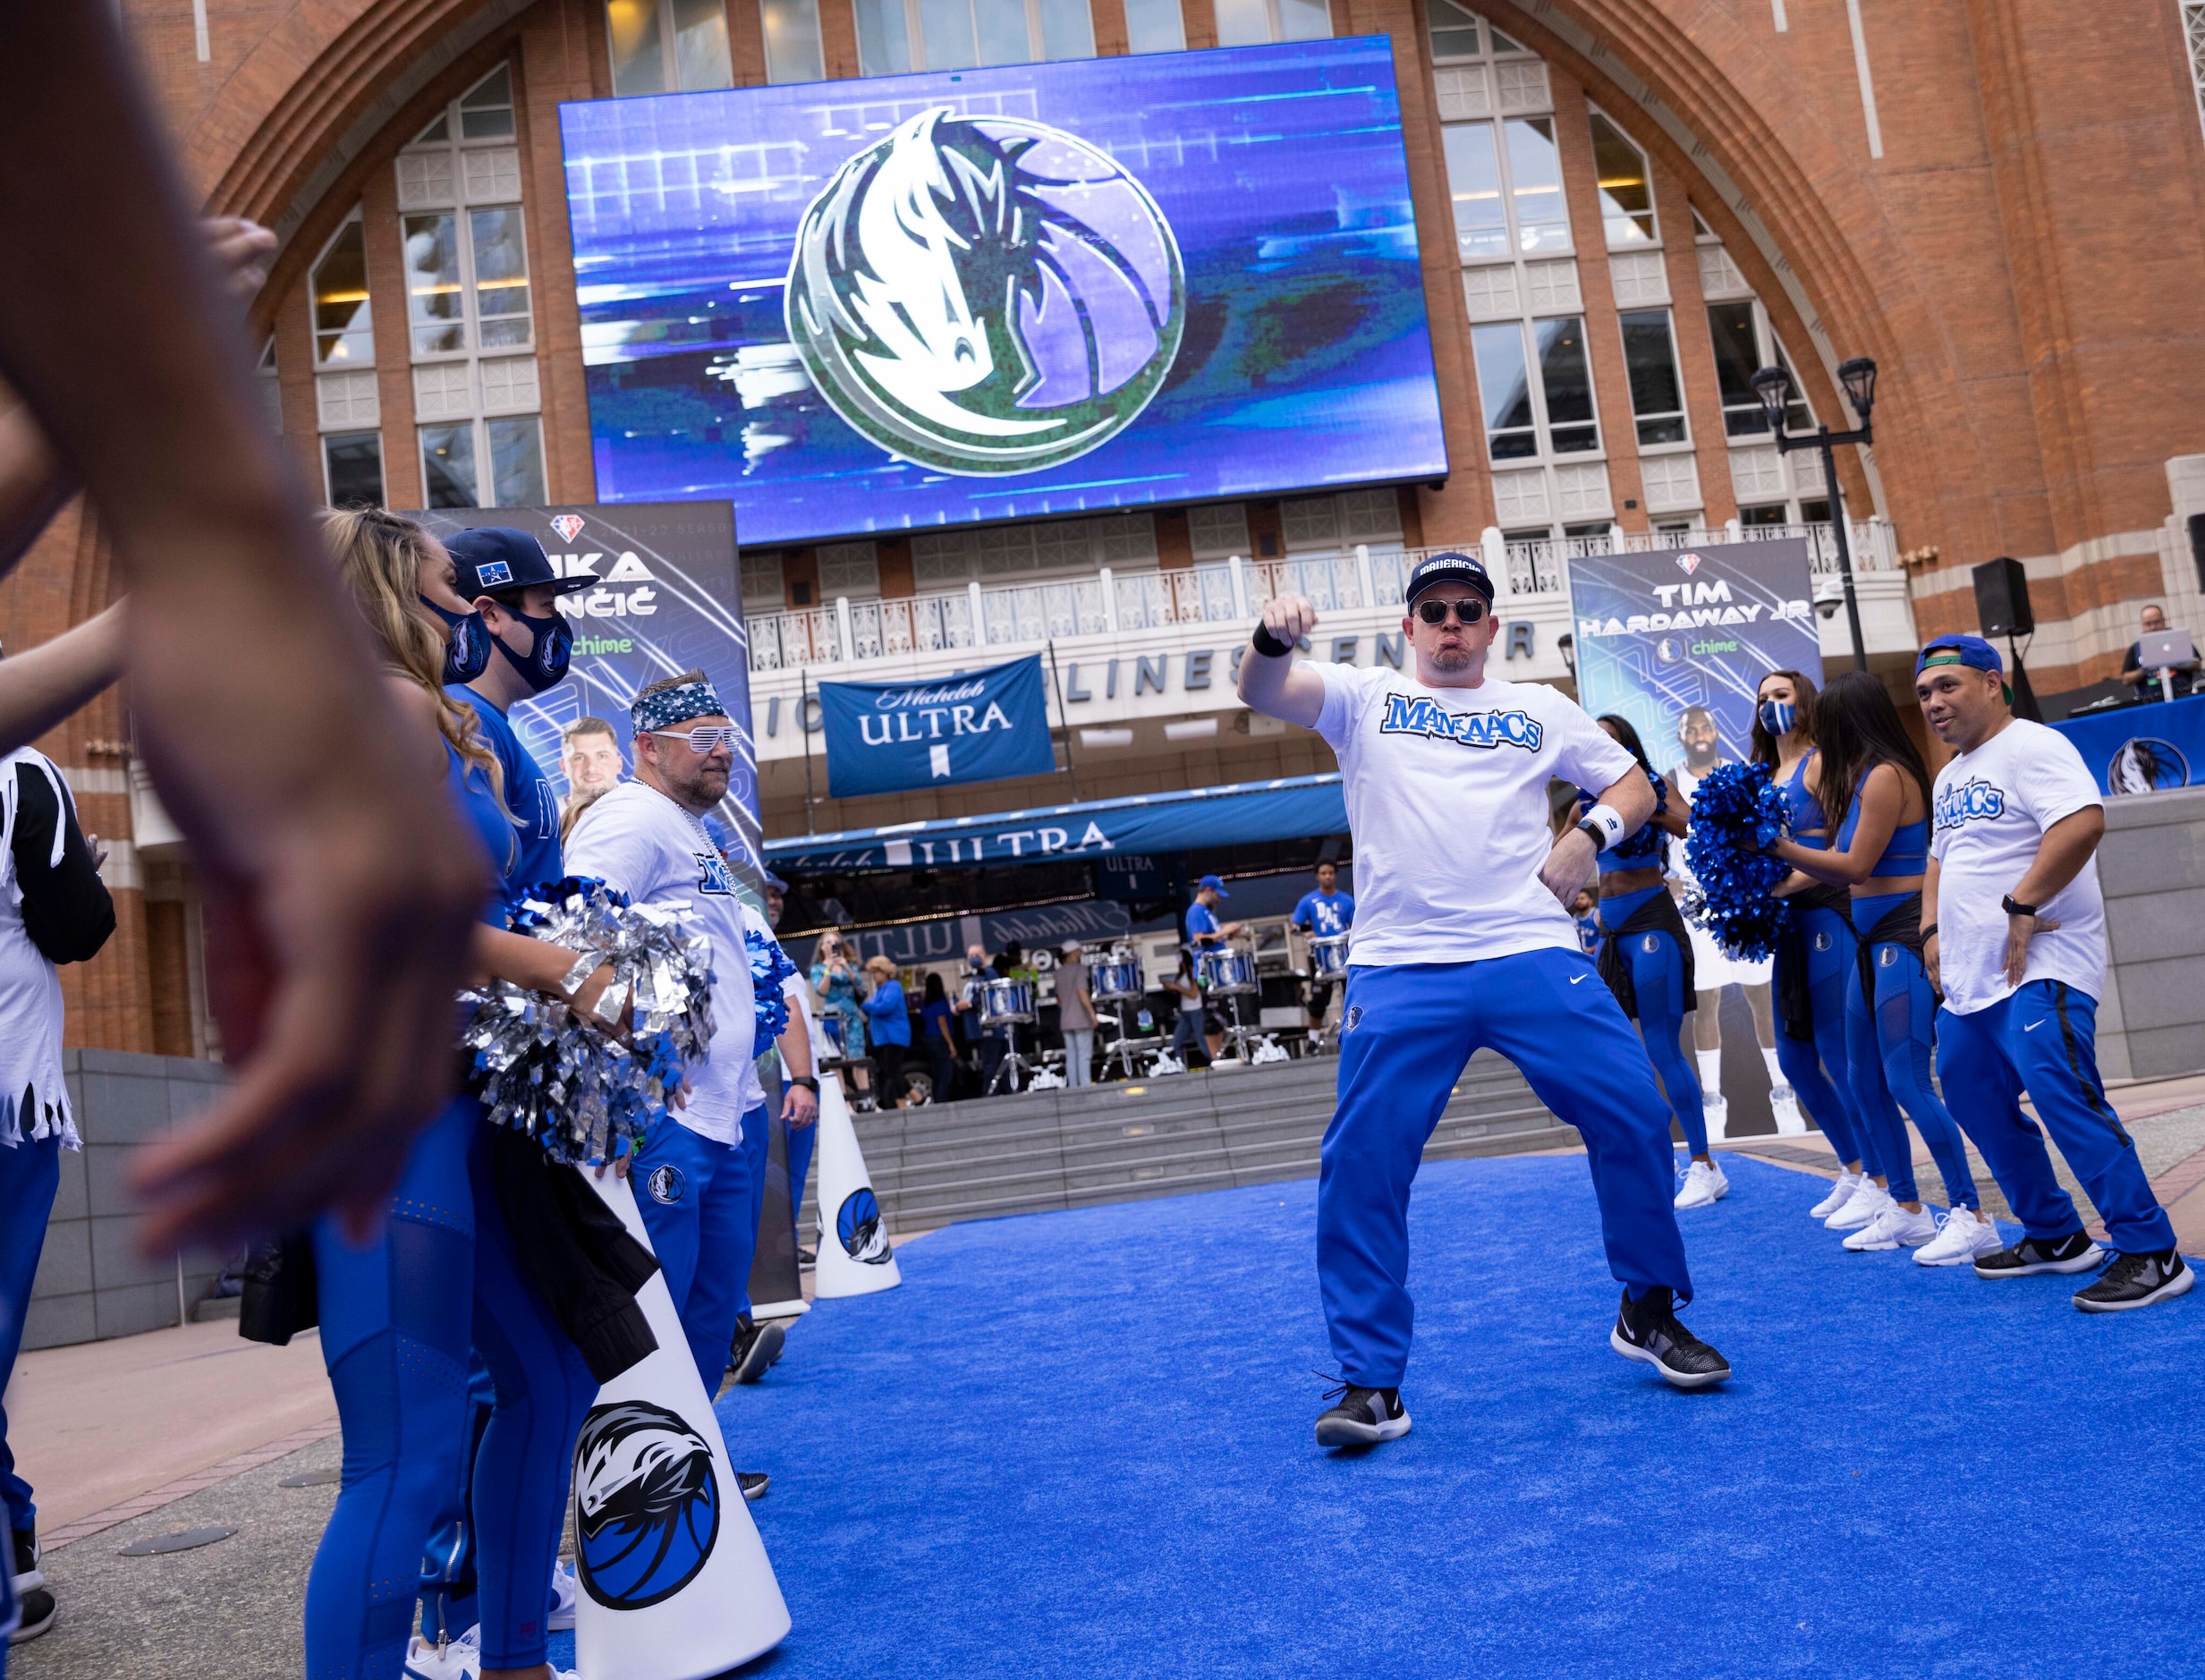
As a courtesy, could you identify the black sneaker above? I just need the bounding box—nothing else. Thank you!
[738,1471,769,1501]
[2074,1250,2194,1313]
[728,1316,785,1385]
[1313,1381,1411,1447]
[1973,1231,2104,1277]
[11,1526,38,1593]
[10,1586,55,1643]
[797,1247,817,1268]
[1610,1286,1731,1389]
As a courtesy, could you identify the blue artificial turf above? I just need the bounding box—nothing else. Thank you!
[575,1152,2205,1678]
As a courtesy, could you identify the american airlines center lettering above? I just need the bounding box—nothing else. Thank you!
[1378,695,1543,751]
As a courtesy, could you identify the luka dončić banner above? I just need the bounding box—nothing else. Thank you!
[1565,539,1822,780]
[817,654,1057,798]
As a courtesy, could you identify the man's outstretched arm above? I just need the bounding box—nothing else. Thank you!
[1236,592,1327,729]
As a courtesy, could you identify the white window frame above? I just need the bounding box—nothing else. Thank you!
[1616,305,1691,452]
[1212,0,1331,48]
[322,431,387,508]
[1586,104,1658,250]
[606,0,736,95]
[1440,115,1573,265]
[760,0,826,82]
[852,0,1095,75]
[418,413,547,513]
[1470,314,1604,469]
[1703,295,1811,442]
[310,210,377,371]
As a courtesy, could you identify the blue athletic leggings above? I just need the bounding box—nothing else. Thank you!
[1845,895,1979,1209]
[0,1131,63,1541]
[1598,885,1704,1156]
[1774,904,1870,1171]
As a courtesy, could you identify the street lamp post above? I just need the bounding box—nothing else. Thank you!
[1750,357,1878,674]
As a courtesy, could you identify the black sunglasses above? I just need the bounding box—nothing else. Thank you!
[1413,598,1489,627]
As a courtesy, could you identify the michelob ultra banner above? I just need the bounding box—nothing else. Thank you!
[1565,539,1822,785]
[817,653,1056,798]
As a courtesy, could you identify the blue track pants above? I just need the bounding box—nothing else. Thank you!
[1937,983,2175,1253]
[1320,952,1693,1388]
[1843,910,1978,1209]
[788,1112,818,1226]
[1775,905,1870,1169]
[739,1102,771,1319]
[634,1110,761,1396]
[0,1132,61,1544]
[1598,886,1704,1156]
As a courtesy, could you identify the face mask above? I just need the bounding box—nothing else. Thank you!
[492,607,573,692]
[1758,699,1797,737]
[422,597,491,685]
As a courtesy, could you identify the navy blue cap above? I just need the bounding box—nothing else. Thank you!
[1197,873,1230,897]
[1404,549,1496,607]
[446,527,592,601]
[763,870,790,893]
[1916,633,2003,676]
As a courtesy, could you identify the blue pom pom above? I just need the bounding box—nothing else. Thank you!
[746,924,795,1044]
[1683,761,1793,962]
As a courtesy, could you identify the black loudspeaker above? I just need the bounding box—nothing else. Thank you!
[1972,556,2033,638]
[2187,513,2205,593]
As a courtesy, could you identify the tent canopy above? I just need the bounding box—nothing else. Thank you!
[765,774,1347,874]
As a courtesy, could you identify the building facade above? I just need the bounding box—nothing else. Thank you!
[6,0,2205,1051]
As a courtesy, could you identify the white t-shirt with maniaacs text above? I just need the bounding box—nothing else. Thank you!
[564,780,758,1145]
[1313,664,1636,966]
[1929,717,2107,1014]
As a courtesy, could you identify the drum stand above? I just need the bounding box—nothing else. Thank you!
[985,1027,1047,1096]
[1217,989,1270,1065]
[1100,999,1149,1080]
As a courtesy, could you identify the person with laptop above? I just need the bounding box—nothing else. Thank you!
[2118,603,2197,701]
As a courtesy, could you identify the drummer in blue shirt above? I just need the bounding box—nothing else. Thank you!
[1292,861,1356,1029]
[1185,874,1243,950]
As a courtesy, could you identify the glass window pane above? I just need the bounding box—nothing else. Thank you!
[972,0,1030,63]
[671,0,734,87]
[1441,124,1508,262]
[1212,0,1269,46]
[1705,300,1765,435]
[607,0,668,95]
[323,432,385,509]
[1488,24,1525,50]
[420,423,479,508]
[1037,0,1096,59]
[1799,498,1831,523]
[460,66,514,138]
[1773,336,1812,431]
[488,416,547,508]
[1739,504,1789,527]
[1472,322,1538,458]
[852,0,912,72]
[1534,316,1593,423]
[312,220,374,369]
[403,214,467,356]
[1504,118,1570,252]
[1619,308,1685,444]
[918,0,978,66]
[1589,112,1655,246]
[1276,0,1330,39]
[762,0,826,81]
[1429,0,1478,55]
[1122,0,1183,52]
[470,208,531,352]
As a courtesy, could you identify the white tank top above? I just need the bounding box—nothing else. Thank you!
[0,750,79,1149]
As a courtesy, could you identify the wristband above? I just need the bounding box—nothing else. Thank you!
[1251,622,1293,658]
[1578,804,1628,850]
[1921,923,1938,940]
[787,1074,819,1093]
[2001,895,2039,919]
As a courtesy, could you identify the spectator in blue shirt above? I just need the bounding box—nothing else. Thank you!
[861,955,912,1105]
[920,972,960,1103]
[1291,861,1356,1030]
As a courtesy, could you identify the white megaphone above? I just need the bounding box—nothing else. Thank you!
[810,1070,901,1299]
[571,1167,791,1679]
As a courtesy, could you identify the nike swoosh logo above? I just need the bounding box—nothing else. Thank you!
[2025,1020,2045,1031]
[1570,974,1591,985]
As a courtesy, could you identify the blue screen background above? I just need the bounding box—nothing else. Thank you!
[558,37,1447,547]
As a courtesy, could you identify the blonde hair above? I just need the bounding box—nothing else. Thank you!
[560,784,606,844]
[319,506,510,829]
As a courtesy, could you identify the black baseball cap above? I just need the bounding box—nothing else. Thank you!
[446,527,593,601]
[1404,550,1496,607]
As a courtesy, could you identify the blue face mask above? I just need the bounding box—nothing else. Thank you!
[492,607,573,692]
[1758,698,1797,737]
[421,597,491,685]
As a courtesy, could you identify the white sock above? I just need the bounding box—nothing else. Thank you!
[1697,1048,1723,1099]
[1761,1046,1786,1090]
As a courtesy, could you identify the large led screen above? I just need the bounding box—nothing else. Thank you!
[560,37,1446,547]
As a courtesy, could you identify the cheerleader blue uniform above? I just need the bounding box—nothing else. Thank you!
[1770,756,1871,1170]
[1836,795,1980,1210]
[1589,782,1704,1155]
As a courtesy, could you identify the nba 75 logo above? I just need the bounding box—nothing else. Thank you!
[1379,694,1543,751]
[1934,776,2005,832]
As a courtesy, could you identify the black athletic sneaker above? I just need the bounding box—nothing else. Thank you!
[11,1526,38,1593]
[1313,1381,1411,1447]
[1972,1231,2104,1277]
[728,1315,785,1385]
[10,1586,55,1643]
[1610,1287,1731,1389]
[738,1471,769,1501]
[2074,1250,2194,1314]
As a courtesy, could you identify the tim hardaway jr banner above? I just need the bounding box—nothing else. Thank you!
[817,654,1056,798]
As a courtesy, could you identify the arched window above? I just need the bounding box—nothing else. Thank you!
[1587,109,1655,247]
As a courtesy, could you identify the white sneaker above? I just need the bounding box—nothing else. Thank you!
[1828,1182,1893,1231]
[1769,1085,1808,1136]
[1673,1158,1729,1209]
[547,1559,580,1632]
[403,1625,480,1680]
[1811,1170,1864,1219]
[1844,1202,1939,1252]
[1702,1093,1731,1142]
[1913,1206,2003,1267]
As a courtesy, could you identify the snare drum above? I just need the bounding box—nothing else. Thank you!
[1308,932,1351,980]
[979,977,1037,1027]
[1090,958,1143,1003]
[1197,948,1259,997]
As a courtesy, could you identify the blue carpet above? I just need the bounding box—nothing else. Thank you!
[570,1153,2205,1677]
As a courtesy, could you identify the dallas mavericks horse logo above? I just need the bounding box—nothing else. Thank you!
[2108,737,2190,794]
[572,1401,720,1610]
[786,107,1185,476]
[836,1186,894,1265]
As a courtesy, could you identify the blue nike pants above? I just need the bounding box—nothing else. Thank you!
[1936,983,2175,1253]
[738,1101,771,1320]
[1598,886,1705,1156]
[1321,952,1694,1388]
[1775,904,1870,1170]
[1845,921,1978,1209]
[634,1109,762,1396]
[0,1132,62,1545]
[788,1112,818,1226]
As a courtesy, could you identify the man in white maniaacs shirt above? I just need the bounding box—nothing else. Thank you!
[1240,552,1732,1450]
[1917,634,2190,1312]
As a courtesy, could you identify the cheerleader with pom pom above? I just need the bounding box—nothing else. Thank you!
[1764,673,1986,1256]
[1574,717,1721,1210]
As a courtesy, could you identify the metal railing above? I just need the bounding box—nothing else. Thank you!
[744,520,1895,672]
